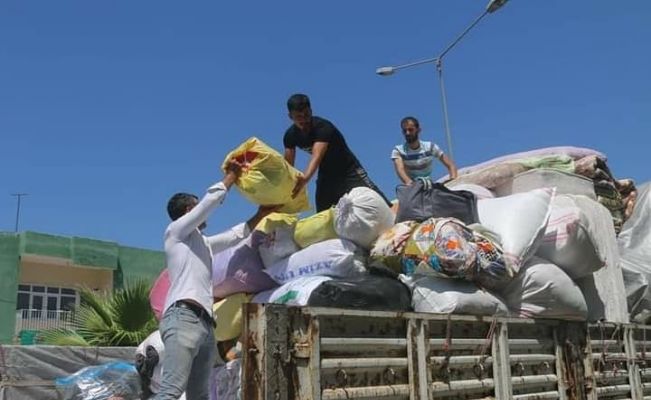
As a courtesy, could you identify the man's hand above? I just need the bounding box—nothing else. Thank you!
[247,204,283,231]
[223,159,244,188]
[292,174,308,198]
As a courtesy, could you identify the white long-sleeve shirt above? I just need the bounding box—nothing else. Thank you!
[163,182,250,314]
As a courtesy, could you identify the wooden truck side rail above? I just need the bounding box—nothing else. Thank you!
[242,304,651,400]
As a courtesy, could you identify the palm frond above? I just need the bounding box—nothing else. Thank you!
[40,328,90,346]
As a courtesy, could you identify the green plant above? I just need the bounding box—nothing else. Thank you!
[41,280,157,347]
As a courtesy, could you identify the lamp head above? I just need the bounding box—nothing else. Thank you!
[376,66,395,76]
[486,0,508,13]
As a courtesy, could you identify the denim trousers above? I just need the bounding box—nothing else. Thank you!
[153,305,216,400]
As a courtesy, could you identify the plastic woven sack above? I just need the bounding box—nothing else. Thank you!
[369,221,419,274]
[334,187,395,250]
[477,188,554,274]
[264,239,366,284]
[250,213,299,268]
[294,208,338,248]
[56,361,142,400]
[213,293,253,342]
[536,194,610,279]
[222,137,310,213]
[212,238,278,299]
[498,256,588,320]
[406,275,508,316]
[252,276,332,306]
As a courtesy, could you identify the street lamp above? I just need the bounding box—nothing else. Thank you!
[11,193,29,232]
[376,0,509,160]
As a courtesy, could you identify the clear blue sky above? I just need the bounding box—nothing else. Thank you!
[1,1,650,251]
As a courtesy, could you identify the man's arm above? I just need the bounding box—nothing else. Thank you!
[393,158,413,185]
[166,163,240,241]
[283,147,296,167]
[439,154,458,180]
[292,141,328,198]
[206,205,280,254]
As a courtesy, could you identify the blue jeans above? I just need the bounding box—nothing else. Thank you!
[153,305,216,400]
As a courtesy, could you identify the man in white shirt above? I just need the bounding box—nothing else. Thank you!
[391,116,458,185]
[154,160,275,400]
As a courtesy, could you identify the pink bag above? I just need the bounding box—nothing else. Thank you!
[212,239,278,299]
[149,269,170,320]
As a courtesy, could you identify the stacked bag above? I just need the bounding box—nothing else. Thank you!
[141,142,639,398]
[375,181,590,320]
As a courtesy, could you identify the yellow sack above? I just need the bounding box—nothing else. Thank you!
[254,212,298,233]
[213,293,253,342]
[294,208,338,248]
[222,137,310,213]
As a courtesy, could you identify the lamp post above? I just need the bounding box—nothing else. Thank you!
[11,193,28,232]
[376,0,509,161]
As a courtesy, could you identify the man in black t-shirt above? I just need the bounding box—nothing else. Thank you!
[283,93,391,212]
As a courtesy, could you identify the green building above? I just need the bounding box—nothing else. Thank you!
[0,231,164,344]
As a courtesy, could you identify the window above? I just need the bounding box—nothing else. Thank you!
[16,284,79,312]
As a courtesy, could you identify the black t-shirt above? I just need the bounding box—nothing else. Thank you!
[283,116,363,182]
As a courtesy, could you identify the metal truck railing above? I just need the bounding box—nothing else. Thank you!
[242,304,651,400]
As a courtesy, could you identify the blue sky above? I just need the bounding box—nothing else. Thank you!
[1,1,650,251]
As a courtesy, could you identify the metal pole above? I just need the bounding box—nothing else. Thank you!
[436,59,454,161]
[11,193,28,232]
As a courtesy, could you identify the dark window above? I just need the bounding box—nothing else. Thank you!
[32,286,45,293]
[47,287,59,294]
[47,297,58,311]
[32,295,43,310]
[61,296,76,311]
[18,285,30,292]
[17,293,29,310]
[61,288,76,295]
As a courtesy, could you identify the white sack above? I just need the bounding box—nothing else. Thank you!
[264,239,366,284]
[403,275,508,316]
[252,276,332,306]
[135,330,164,394]
[536,194,612,279]
[253,228,300,269]
[499,256,588,320]
[477,188,554,273]
[334,187,395,249]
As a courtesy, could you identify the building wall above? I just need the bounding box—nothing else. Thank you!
[0,234,20,344]
[0,231,165,344]
[20,255,114,291]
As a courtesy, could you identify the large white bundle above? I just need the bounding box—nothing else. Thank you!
[494,168,596,199]
[619,183,651,322]
[264,239,366,284]
[477,188,554,274]
[536,195,612,279]
[334,187,395,249]
[499,257,588,320]
[252,276,332,306]
[135,330,164,394]
[404,275,508,316]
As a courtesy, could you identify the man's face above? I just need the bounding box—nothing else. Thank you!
[402,120,420,144]
[186,197,207,231]
[289,107,313,132]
